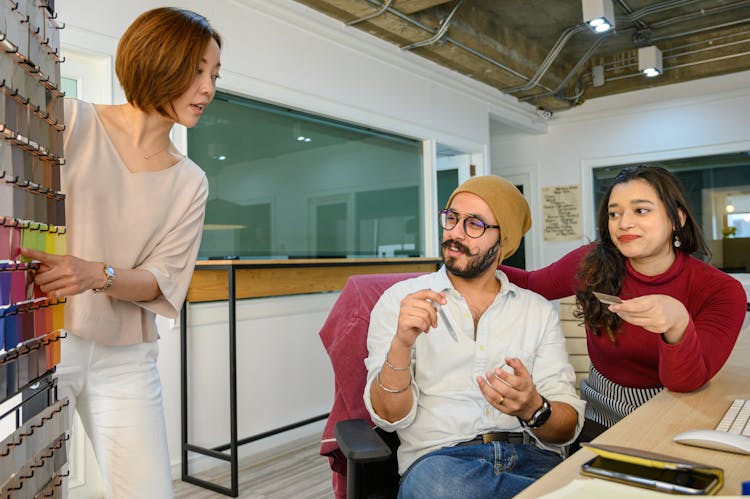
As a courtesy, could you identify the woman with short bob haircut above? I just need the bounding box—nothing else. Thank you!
[116,7,222,118]
[22,7,222,497]
[503,165,746,446]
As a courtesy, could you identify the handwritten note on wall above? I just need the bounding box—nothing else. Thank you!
[542,185,582,241]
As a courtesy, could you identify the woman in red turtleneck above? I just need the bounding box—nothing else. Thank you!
[503,165,746,444]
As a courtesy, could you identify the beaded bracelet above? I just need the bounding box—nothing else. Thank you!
[376,371,411,394]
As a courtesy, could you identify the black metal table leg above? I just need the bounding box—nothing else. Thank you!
[180,300,188,482]
[228,266,239,497]
[180,262,329,496]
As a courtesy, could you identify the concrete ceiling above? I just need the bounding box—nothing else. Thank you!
[292,0,750,113]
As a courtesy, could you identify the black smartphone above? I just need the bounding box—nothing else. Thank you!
[581,456,719,495]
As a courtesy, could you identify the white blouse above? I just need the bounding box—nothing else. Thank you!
[364,266,585,474]
[61,99,208,345]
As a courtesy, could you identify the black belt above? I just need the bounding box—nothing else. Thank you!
[455,431,529,447]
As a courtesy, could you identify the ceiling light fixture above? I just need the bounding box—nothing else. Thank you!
[638,46,663,77]
[582,0,614,33]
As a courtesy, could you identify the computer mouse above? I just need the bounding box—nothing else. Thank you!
[673,429,750,455]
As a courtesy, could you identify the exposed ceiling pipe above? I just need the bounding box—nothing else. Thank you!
[356,0,720,100]
[577,26,750,96]
[604,49,750,83]
[511,0,749,104]
[511,0,722,104]
[645,0,750,30]
[504,0,703,95]
[601,29,750,72]
[518,35,610,103]
[502,24,589,93]
[347,0,393,26]
[615,0,649,30]
[618,0,703,23]
[652,16,750,41]
[593,17,750,84]
[591,14,750,73]
[357,0,542,87]
[401,0,464,50]
[665,31,750,56]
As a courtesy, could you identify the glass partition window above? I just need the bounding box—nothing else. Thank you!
[592,152,750,271]
[188,92,423,259]
[725,195,750,238]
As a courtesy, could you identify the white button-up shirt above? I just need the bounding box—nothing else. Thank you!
[364,267,585,474]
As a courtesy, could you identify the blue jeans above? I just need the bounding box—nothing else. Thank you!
[397,442,562,499]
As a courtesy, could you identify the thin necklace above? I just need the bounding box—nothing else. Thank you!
[120,106,170,160]
[143,148,168,160]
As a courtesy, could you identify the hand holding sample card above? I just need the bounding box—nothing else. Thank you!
[593,290,691,343]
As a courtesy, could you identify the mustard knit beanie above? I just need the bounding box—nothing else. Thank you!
[446,175,531,262]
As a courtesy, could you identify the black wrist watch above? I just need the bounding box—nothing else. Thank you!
[518,395,552,429]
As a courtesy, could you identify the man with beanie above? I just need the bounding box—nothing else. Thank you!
[363,175,584,498]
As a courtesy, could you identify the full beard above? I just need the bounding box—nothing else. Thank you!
[442,239,500,279]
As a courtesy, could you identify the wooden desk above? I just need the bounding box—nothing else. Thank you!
[186,257,441,302]
[518,317,750,497]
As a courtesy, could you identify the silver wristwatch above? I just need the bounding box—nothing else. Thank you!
[92,264,115,293]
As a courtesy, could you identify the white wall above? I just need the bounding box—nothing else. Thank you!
[56,0,546,484]
[490,71,750,266]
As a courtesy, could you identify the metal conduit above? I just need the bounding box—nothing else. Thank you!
[604,49,750,83]
[347,0,393,26]
[618,0,703,23]
[350,0,749,104]
[503,0,703,95]
[615,0,649,30]
[357,0,544,87]
[652,17,750,42]
[550,17,750,103]
[595,24,750,73]
[645,0,750,29]
[502,24,589,93]
[601,31,750,73]
[519,34,610,102]
[596,17,750,73]
[446,37,552,89]
[401,0,464,50]
[664,26,750,50]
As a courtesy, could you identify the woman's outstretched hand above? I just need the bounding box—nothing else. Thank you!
[20,248,104,299]
[609,294,690,343]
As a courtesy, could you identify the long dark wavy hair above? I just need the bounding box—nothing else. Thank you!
[575,165,710,341]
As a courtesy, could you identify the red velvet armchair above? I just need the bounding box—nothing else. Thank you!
[319,273,422,499]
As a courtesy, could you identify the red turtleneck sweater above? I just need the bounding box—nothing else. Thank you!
[502,244,747,391]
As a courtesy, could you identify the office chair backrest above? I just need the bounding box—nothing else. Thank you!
[320,272,423,498]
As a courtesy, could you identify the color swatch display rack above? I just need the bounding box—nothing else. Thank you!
[0,0,69,497]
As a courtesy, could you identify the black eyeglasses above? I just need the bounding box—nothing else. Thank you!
[439,209,500,238]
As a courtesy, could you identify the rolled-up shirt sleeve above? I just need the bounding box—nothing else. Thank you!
[363,283,420,431]
[531,305,586,444]
[136,175,208,318]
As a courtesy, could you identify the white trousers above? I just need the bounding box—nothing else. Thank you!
[57,333,173,499]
